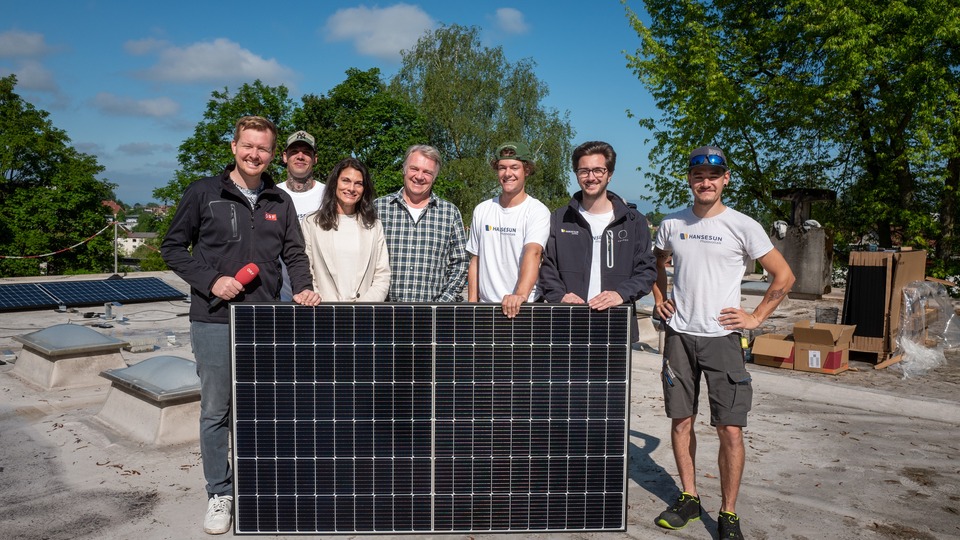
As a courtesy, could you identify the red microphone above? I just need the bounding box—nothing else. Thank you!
[209,263,260,310]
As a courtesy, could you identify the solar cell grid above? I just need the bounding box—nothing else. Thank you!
[42,277,185,305]
[232,303,630,534]
[0,283,59,311]
[40,280,118,305]
[0,277,185,312]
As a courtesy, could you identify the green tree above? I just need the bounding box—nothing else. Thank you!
[149,81,297,273]
[645,210,665,227]
[132,211,162,233]
[131,243,167,271]
[624,0,959,256]
[153,80,296,205]
[391,25,575,221]
[0,75,115,276]
[294,68,425,197]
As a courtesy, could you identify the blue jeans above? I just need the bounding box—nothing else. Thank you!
[191,321,232,498]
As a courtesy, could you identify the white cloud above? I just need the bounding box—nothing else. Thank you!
[493,8,529,35]
[124,38,169,55]
[0,30,51,58]
[324,3,434,61]
[91,93,180,117]
[117,142,175,156]
[8,60,59,92]
[138,38,295,84]
[0,31,63,105]
[75,142,105,156]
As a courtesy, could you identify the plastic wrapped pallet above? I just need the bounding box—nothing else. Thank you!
[894,281,954,378]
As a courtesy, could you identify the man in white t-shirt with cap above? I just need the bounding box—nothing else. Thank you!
[467,141,550,318]
[278,130,324,301]
[652,144,795,539]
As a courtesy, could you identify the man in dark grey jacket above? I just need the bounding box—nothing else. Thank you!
[540,140,657,340]
[161,115,320,535]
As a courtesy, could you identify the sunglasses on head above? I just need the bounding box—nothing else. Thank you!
[689,154,726,167]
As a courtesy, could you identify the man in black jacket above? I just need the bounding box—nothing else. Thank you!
[161,115,320,535]
[540,141,656,340]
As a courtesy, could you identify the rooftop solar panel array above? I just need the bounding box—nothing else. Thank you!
[0,277,186,312]
[232,303,632,534]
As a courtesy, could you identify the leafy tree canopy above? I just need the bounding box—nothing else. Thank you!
[391,24,575,220]
[625,0,960,259]
[0,75,115,276]
[132,211,162,233]
[153,80,296,205]
[294,67,425,198]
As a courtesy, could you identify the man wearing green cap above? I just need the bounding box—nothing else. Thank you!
[466,141,551,318]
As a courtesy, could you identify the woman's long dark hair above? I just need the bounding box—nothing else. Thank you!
[312,157,378,231]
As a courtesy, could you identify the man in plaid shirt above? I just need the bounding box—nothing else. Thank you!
[375,145,469,302]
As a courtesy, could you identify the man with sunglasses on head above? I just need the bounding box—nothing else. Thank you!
[651,145,794,539]
[540,140,657,340]
[278,130,324,301]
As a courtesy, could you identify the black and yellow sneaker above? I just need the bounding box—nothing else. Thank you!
[655,492,702,529]
[718,511,744,539]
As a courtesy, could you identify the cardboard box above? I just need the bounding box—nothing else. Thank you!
[792,320,856,374]
[751,334,795,369]
[844,250,926,355]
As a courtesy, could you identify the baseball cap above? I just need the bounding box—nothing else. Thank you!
[688,145,729,170]
[495,141,533,162]
[285,130,316,151]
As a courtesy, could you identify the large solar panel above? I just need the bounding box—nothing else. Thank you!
[232,303,632,534]
[0,277,185,311]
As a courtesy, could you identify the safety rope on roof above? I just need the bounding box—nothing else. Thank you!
[0,223,113,259]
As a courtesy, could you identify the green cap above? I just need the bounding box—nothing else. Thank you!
[495,141,533,162]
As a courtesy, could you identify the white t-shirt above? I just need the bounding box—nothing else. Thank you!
[467,195,551,303]
[655,207,773,336]
[278,181,325,300]
[406,205,426,223]
[578,205,614,300]
[278,182,325,222]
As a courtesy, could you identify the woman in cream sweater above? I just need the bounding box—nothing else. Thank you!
[301,157,390,301]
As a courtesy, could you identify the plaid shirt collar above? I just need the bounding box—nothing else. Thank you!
[384,188,439,209]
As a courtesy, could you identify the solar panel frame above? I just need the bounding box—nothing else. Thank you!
[232,303,631,535]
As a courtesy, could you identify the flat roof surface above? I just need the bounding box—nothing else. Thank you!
[0,271,957,539]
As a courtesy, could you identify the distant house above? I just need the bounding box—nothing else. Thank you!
[118,231,158,256]
[142,205,171,217]
[102,200,122,217]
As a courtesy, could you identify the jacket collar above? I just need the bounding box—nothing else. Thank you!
[218,164,281,198]
[569,190,632,221]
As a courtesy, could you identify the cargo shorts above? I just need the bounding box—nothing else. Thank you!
[661,325,753,427]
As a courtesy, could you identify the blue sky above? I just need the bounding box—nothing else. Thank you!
[1,1,666,213]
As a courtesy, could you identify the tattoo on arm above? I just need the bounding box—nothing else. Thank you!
[768,288,786,300]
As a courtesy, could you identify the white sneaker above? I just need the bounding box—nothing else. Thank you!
[203,494,233,535]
